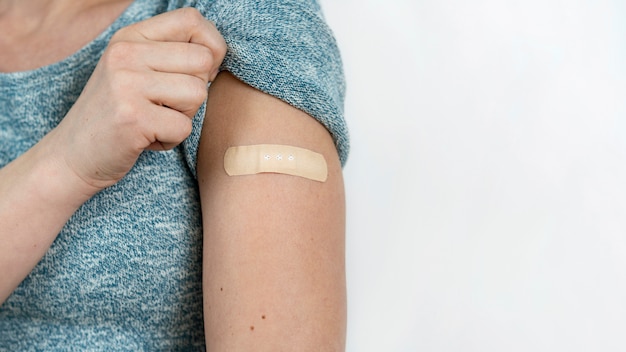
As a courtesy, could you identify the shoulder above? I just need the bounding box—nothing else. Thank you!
[195,0,350,165]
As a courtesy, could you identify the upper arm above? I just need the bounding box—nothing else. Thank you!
[196,72,346,351]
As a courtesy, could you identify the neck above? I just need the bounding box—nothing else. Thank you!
[0,0,133,72]
[0,0,116,31]
[0,1,81,35]
[0,0,70,19]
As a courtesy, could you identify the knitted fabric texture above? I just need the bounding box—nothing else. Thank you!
[0,0,347,350]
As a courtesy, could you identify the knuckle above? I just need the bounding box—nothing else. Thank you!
[194,46,215,72]
[180,7,204,25]
[215,36,227,59]
[103,41,136,68]
[189,78,208,104]
[113,100,139,126]
[107,79,143,124]
[109,27,128,42]
[165,115,192,147]
[179,118,193,139]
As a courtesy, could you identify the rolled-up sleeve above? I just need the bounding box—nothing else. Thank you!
[196,0,349,166]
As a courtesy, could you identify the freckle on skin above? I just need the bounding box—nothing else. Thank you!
[262,315,266,320]
[250,326,254,331]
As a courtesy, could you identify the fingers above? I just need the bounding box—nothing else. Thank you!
[144,72,208,117]
[103,40,216,92]
[148,42,217,81]
[143,104,194,151]
[93,8,226,155]
[54,9,226,189]
[130,8,220,45]
[119,8,226,79]
[122,71,206,150]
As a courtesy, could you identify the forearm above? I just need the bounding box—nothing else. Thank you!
[0,131,97,304]
[0,8,226,306]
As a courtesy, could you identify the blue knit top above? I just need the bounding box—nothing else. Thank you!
[0,0,347,350]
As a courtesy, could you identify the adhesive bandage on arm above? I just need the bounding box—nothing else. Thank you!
[224,144,328,182]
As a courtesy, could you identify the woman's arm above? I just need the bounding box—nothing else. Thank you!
[0,8,225,305]
[198,72,346,351]
[0,135,98,304]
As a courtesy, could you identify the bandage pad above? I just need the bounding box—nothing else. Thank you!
[224,144,328,182]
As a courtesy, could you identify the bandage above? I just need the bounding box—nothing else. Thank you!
[224,144,328,182]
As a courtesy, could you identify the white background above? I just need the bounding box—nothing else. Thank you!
[318,0,626,351]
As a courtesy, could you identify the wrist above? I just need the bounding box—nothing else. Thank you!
[24,132,101,210]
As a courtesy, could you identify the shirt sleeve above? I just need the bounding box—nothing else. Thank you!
[182,0,349,176]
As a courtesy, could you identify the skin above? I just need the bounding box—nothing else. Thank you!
[0,0,135,71]
[0,0,346,350]
[199,72,346,350]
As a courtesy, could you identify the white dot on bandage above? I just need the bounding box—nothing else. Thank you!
[224,144,328,182]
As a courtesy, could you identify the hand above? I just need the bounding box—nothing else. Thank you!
[47,8,226,191]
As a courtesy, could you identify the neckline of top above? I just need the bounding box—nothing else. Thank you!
[0,0,145,84]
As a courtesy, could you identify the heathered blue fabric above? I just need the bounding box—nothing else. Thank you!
[0,0,347,350]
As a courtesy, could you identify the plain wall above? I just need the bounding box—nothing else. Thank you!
[318,0,626,351]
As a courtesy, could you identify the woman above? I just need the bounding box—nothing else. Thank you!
[0,0,348,350]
